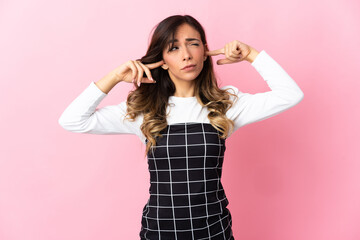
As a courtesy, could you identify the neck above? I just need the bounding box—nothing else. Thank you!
[172,79,195,97]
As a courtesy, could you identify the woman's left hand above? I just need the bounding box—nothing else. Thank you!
[206,40,258,64]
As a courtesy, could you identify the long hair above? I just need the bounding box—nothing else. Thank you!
[124,15,237,156]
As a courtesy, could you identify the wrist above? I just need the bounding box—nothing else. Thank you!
[109,71,123,84]
[245,47,259,63]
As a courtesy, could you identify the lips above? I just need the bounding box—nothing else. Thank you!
[181,64,196,70]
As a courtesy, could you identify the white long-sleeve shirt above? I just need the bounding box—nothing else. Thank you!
[58,50,304,144]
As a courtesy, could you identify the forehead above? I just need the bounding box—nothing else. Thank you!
[172,23,201,40]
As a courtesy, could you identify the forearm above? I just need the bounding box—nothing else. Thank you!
[95,71,122,94]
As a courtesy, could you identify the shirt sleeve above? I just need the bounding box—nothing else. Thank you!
[223,50,304,136]
[58,82,143,138]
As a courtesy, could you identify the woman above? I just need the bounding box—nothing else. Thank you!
[59,15,304,240]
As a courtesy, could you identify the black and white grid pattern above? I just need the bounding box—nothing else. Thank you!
[139,122,234,240]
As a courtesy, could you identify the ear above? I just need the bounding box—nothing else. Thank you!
[204,43,208,61]
[161,62,169,70]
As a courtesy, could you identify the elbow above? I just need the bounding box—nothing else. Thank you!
[58,115,82,132]
[58,115,72,131]
[291,90,304,106]
[296,90,304,103]
[58,115,93,133]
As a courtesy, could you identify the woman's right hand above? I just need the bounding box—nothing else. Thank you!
[111,59,164,86]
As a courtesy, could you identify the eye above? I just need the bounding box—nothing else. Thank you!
[191,43,200,46]
[169,46,178,51]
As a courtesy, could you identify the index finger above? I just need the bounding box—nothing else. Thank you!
[145,60,164,70]
[206,48,225,56]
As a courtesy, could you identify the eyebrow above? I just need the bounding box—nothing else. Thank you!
[167,38,200,44]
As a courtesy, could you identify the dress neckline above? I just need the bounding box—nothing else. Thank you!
[169,95,197,101]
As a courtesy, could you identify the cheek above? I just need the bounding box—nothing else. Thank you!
[195,49,205,66]
[197,48,204,57]
[164,56,177,69]
[198,62,205,73]
[162,52,172,67]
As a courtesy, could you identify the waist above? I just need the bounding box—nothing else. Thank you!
[143,191,229,218]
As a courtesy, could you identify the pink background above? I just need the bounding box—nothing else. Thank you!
[1,0,359,239]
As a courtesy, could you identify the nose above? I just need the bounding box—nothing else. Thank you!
[182,46,192,61]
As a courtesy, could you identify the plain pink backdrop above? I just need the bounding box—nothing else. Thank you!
[1,0,359,239]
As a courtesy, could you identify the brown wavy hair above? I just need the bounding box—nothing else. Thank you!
[124,15,237,156]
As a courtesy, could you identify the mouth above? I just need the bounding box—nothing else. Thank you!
[181,64,196,70]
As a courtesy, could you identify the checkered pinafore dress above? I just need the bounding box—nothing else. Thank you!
[139,122,234,240]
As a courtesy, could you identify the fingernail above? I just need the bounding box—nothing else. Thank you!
[153,80,156,83]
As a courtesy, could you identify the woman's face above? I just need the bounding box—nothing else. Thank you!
[162,23,207,83]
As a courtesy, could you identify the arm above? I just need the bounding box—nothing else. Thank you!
[58,80,142,135]
[94,71,121,94]
[223,50,304,135]
[58,59,163,135]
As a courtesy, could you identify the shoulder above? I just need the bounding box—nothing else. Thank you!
[220,85,243,101]
[221,85,239,94]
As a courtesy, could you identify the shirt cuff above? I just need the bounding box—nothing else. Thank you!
[90,81,108,96]
[250,50,267,67]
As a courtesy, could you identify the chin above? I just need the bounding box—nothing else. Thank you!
[170,70,202,82]
[182,75,201,81]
